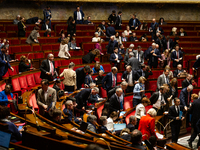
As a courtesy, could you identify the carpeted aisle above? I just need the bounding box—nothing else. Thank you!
[177,135,199,150]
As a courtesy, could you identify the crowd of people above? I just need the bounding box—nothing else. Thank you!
[0,5,200,150]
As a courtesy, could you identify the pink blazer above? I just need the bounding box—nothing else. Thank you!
[159,54,171,67]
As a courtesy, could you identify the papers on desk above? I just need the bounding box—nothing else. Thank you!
[119,111,126,117]
[156,132,164,139]
[76,47,81,49]
[113,123,126,132]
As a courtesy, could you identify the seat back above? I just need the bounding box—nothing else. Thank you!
[12,78,21,92]
[18,76,28,89]
[26,74,36,87]
[33,72,42,84]
[100,87,107,98]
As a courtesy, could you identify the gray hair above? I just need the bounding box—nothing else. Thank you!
[121,81,128,86]
[89,83,96,88]
[152,43,156,46]
[87,115,97,123]
[47,53,54,59]
[116,88,122,93]
[69,62,75,68]
[111,67,117,72]
[65,100,72,107]
[129,52,134,57]
[92,87,99,93]
[129,115,136,123]
[147,108,157,117]
[188,84,193,90]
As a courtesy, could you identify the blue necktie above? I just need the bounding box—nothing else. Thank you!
[133,19,135,27]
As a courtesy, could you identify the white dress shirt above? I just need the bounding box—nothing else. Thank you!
[127,71,134,86]
[106,117,114,131]
[153,91,165,109]
[77,11,82,20]
[44,87,49,102]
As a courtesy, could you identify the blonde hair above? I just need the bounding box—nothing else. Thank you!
[164,49,170,57]
[141,97,151,105]
[20,55,26,62]
[191,94,198,100]
[120,128,130,137]
[138,76,146,83]
[61,38,69,45]
[147,108,157,117]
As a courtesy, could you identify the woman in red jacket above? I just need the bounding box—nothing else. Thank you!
[138,108,157,141]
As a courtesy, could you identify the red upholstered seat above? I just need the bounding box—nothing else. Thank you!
[10,46,21,54]
[52,44,60,50]
[61,60,70,66]
[102,64,111,72]
[20,38,27,44]
[5,25,18,31]
[42,44,52,51]
[12,78,21,92]
[125,110,136,124]
[9,38,20,45]
[33,72,42,85]
[18,76,28,89]
[21,45,32,52]
[8,66,17,76]
[26,74,36,87]
[73,51,83,56]
[193,89,199,94]
[148,80,157,92]
[54,60,61,67]
[150,71,162,79]
[0,83,6,91]
[178,78,184,87]
[117,73,122,83]
[100,87,107,98]
[2,71,9,78]
[32,44,41,51]
[97,104,104,119]
[30,94,38,110]
[71,59,81,64]
[38,38,47,44]
[53,51,59,57]
[34,52,44,59]
[145,92,151,98]
[198,78,200,87]
[7,31,17,38]
[0,32,7,38]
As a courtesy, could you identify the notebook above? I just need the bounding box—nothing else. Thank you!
[113,123,126,132]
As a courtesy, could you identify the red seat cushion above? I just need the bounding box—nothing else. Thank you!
[33,72,42,84]
[60,60,70,66]
[100,87,107,98]
[42,45,52,51]
[26,74,36,87]
[117,73,122,83]
[21,45,32,52]
[18,76,28,89]
[102,64,111,72]
[34,53,44,59]
[32,44,41,51]
[12,78,21,92]
[148,80,157,92]
[97,104,104,119]
[8,66,17,76]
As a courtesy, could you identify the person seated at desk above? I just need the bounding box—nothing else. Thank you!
[58,33,66,43]
[127,129,146,150]
[88,87,101,105]
[92,32,101,42]
[130,32,138,42]
[109,47,123,67]
[87,115,98,133]
[173,64,186,78]
[118,44,125,54]
[149,135,164,150]
[94,70,104,86]
[84,69,94,88]
[98,116,108,133]
[106,111,118,132]
[26,26,40,44]
[126,116,137,132]
[53,79,64,100]
[58,38,71,59]
[0,106,22,143]
[0,84,18,114]
[135,97,151,128]
[120,128,131,142]
[63,100,82,124]
[44,29,51,37]
[18,55,31,73]
[138,108,157,141]
[68,38,80,50]
[92,62,104,74]
[51,109,63,124]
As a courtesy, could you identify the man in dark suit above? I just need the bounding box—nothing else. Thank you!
[106,23,116,38]
[168,98,185,143]
[127,116,137,132]
[98,20,106,30]
[40,54,57,81]
[84,16,93,24]
[150,86,167,115]
[41,20,51,30]
[182,74,192,89]
[108,10,116,24]
[107,36,118,54]
[173,64,185,77]
[74,6,84,24]
[102,67,118,93]
[127,52,141,70]
[122,66,137,93]
[196,118,200,148]
[129,14,141,30]
[115,11,122,30]
[171,44,183,68]
[74,87,99,110]
[179,85,193,111]
[193,56,200,70]
[43,6,52,27]
[155,34,166,53]
[18,17,26,37]
[188,98,200,148]
[149,18,159,33]
[136,64,147,80]
[166,35,174,51]
[121,32,128,42]
[75,65,90,90]
[109,47,123,67]
[146,43,161,68]
[108,88,123,116]
[118,44,125,54]
[133,46,144,64]
[107,81,128,100]
[124,48,133,67]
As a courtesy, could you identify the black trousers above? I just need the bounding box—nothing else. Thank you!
[133,98,140,107]
[126,86,134,93]
[64,85,75,92]
[189,121,198,143]
[171,124,181,143]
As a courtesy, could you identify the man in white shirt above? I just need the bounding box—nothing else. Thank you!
[133,46,144,64]
[74,6,84,24]
[157,69,170,90]
[37,79,57,118]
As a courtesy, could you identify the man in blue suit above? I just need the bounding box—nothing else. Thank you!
[107,36,118,54]
[129,14,141,30]
[0,45,14,80]
[171,44,183,68]
[102,67,118,93]
[179,85,193,111]
[74,6,84,24]
[63,100,82,124]
[106,23,116,39]
[43,6,52,28]
[109,47,123,67]
[146,43,161,68]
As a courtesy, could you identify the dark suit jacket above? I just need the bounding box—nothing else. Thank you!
[84,75,93,86]
[150,22,159,30]
[108,14,116,24]
[0,52,11,77]
[63,108,80,124]
[169,85,178,99]
[40,59,56,80]
[122,70,137,84]
[109,94,121,115]
[193,57,200,69]
[127,57,141,70]
[74,88,91,109]
[143,71,153,79]
[67,23,76,36]
[106,26,116,37]
[166,39,174,50]
[173,69,184,77]
[26,17,38,24]
[18,61,31,73]
[109,53,123,65]
[171,50,183,67]
[146,47,161,67]
[89,94,100,104]
[118,48,125,54]
[107,85,121,99]
[126,123,135,132]
[124,54,130,66]
[179,87,192,107]
[98,125,108,133]
[76,67,86,88]
[182,79,191,89]
[149,92,159,105]
[168,105,184,126]
[18,21,26,37]
[121,37,128,42]
[189,99,200,128]
[102,72,117,90]
[94,75,104,85]
[74,10,84,22]
[129,18,141,29]
[82,52,96,64]
[107,40,118,54]
[115,15,122,29]
[98,24,106,30]
[130,36,137,41]
[41,23,50,30]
